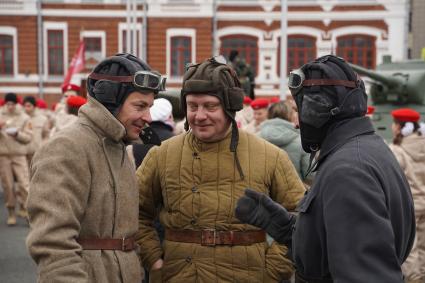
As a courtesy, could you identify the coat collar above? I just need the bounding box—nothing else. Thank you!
[317,116,375,167]
[78,96,126,143]
[188,127,232,152]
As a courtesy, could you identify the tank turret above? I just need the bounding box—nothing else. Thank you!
[349,62,425,105]
[349,60,425,141]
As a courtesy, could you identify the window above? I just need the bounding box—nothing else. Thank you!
[47,30,64,75]
[0,34,13,75]
[170,36,191,77]
[278,35,316,75]
[83,37,102,68]
[122,29,140,57]
[220,35,258,75]
[337,35,376,69]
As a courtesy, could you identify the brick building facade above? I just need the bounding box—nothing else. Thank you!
[0,0,409,106]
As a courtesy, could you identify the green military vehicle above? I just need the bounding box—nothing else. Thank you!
[350,59,425,141]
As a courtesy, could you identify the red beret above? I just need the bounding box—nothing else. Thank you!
[36,99,47,109]
[367,106,375,115]
[391,108,420,123]
[62,83,81,94]
[270,97,280,104]
[0,98,4,106]
[250,98,269,110]
[243,96,252,105]
[67,96,87,108]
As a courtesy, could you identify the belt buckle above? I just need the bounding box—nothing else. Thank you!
[122,237,129,251]
[201,229,216,246]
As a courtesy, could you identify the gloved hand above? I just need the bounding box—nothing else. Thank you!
[235,188,295,245]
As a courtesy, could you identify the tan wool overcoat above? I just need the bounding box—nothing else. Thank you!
[26,97,143,283]
[136,130,305,283]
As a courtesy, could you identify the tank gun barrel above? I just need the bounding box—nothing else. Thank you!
[349,63,400,88]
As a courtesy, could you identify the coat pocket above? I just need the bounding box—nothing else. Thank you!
[265,241,294,282]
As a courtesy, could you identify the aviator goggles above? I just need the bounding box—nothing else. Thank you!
[88,70,166,93]
[288,68,357,96]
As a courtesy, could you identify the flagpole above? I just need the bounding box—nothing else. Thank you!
[280,0,288,100]
[126,0,131,54]
[37,0,44,99]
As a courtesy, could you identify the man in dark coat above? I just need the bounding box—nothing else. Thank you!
[235,55,416,283]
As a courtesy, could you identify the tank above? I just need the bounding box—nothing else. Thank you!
[349,60,425,141]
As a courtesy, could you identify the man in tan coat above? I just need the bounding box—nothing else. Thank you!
[23,95,50,164]
[136,56,305,282]
[26,53,166,282]
[0,92,32,226]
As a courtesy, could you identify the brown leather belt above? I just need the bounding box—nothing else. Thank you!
[165,229,266,246]
[77,236,136,251]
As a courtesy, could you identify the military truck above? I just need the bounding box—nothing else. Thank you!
[350,59,425,141]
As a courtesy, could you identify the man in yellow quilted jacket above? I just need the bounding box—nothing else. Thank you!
[136,56,305,283]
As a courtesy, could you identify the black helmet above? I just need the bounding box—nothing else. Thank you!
[87,53,164,115]
[289,55,367,153]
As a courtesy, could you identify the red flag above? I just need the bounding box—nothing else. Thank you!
[61,40,85,90]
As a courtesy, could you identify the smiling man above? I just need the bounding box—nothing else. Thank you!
[26,53,165,283]
[136,56,305,282]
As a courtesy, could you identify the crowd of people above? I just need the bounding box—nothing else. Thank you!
[0,52,424,283]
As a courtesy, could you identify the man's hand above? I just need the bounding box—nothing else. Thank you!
[235,189,295,244]
[151,259,163,271]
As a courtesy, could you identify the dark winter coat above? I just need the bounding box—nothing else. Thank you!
[293,117,415,283]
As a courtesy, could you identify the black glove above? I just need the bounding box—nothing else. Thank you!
[235,188,295,245]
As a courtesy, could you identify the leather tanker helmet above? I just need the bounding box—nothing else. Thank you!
[87,53,159,115]
[181,56,246,178]
[289,55,367,153]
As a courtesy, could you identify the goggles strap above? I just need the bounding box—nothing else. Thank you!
[88,72,133,83]
[303,79,357,88]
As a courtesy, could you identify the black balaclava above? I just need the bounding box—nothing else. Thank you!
[181,56,245,179]
[291,55,367,155]
[87,53,153,116]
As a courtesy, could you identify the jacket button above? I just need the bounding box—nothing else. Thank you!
[191,186,197,193]
[185,256,192,263]
[192,152,198,157]
[190,219,196,225]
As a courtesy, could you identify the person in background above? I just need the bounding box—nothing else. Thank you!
[243,97,269,134]
[228,50,256,99]
[389,108,425,283]
[235,96,253,128]
[259,101,310,182]
[136,56,305,282]
[50,95,87,136]
[235,55,415,283]
[23,96,50,165]
[26,53,165,282]
[0,92,33,226]
[129,97,175,168]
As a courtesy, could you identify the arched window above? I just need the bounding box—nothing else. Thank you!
[0,34,13,75]
[170,36,191,77]
[278,35,316,76]
[337,34,376,69]
[220,34,258,75]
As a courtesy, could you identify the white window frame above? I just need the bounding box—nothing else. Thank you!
[0,26,18,77]
[118,22,143,58]
[43,21,68,80]
[80,30,106,68]
[166,28,196,82]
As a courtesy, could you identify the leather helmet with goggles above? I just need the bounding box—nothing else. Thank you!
[88,70,166,93]
[288,67,358,96]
